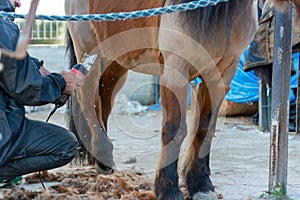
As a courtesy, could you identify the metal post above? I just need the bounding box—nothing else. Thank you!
[296,56,300,134]
[269,3,293,194]
[259,79,271,132]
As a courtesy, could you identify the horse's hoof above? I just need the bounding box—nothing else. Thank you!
[157,193,184,200]
[156,186,184,200]
[192,191,218,200]
[94,163,114,175]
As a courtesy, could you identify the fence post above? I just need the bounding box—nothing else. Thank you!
[269,3,293,195]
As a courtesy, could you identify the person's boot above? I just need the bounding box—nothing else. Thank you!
[254,64,273,87]
[289,101,296,132]
[0,176,22,188]
[252,111,259,126]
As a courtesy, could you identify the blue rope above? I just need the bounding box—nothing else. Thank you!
[0,0,229,21]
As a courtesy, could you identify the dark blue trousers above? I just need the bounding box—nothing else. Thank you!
[0,118,78,181]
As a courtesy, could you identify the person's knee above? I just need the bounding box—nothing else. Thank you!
[61,131,78,162]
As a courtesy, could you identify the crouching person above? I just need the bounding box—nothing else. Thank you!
[0,0,84,187]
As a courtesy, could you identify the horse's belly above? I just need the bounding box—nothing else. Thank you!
[117,49,161,76]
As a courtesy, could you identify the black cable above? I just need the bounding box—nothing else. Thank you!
[45,104,59,123]
[39,171,46,190]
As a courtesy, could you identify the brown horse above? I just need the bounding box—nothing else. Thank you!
[65,0,258,199]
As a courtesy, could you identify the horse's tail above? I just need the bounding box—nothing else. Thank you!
[66,28,77,69]
[65,27,95,165]
[65,27,77,132]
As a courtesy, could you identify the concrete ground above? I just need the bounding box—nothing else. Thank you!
[1,108,300,199]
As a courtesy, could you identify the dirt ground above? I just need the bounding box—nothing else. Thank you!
[1,46,300,199]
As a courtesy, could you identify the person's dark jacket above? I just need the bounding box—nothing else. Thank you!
[244,0,300,72]
[0,0,66,165]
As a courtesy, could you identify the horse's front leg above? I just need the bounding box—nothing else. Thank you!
[94,61,128,173]
[154,55,189,200]
[74,58,115,174]
[182,71,233,199]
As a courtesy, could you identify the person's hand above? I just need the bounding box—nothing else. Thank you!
[39,66,51,76]
[59,70,85,96]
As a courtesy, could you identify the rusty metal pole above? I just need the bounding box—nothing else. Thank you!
[296,57,300,134]
[269,3,293,194]
[259,79,271,132]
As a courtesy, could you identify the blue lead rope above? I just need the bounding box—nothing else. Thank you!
[0,0,229,21]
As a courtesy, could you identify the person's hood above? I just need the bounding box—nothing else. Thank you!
[0,0,15,12]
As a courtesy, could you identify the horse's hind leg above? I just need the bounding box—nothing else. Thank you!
[93,61,128,173]
[154,54,188,200]
[182,68,234,199]
[182,81,217,197]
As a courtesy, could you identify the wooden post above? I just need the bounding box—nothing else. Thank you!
[269,3,293,194]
